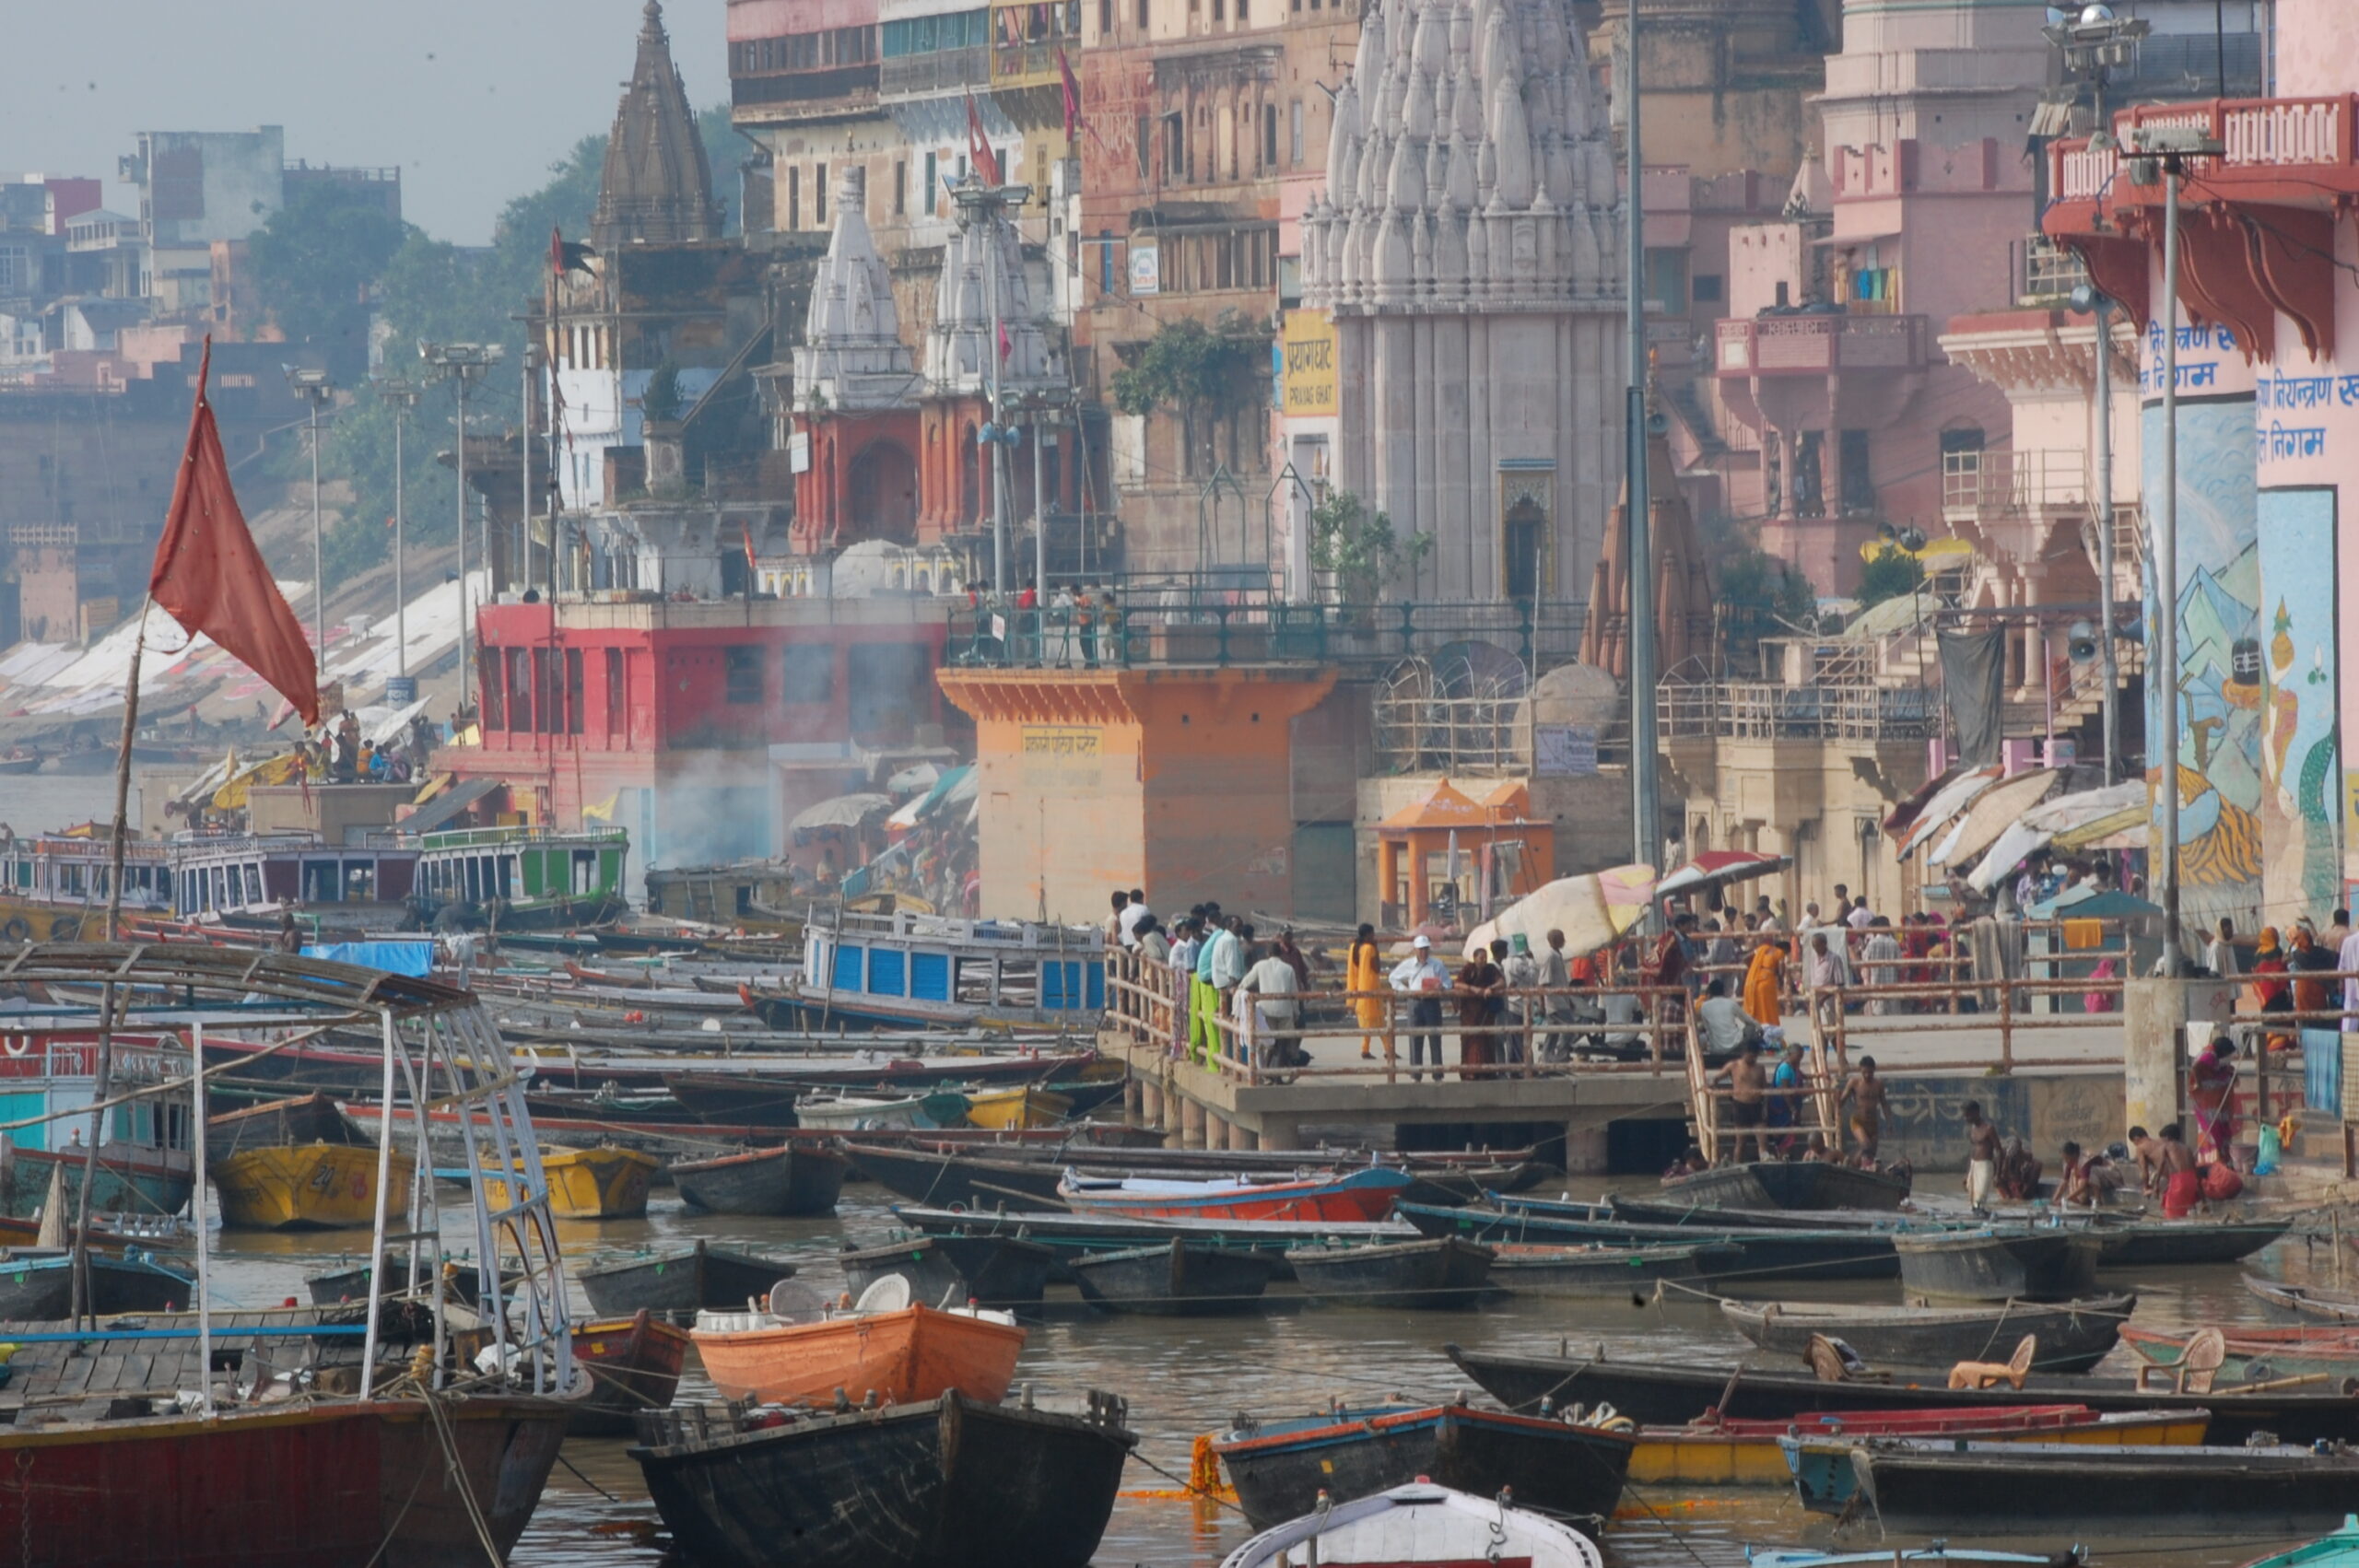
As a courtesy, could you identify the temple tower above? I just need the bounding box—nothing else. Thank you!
[593,0,722,250]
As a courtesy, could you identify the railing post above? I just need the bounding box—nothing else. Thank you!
[1383,991,1398,1085]
[2000,982,2014,1073]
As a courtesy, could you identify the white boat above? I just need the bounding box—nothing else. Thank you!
[792,1093,928,1131]
[1221,1481,1603,1568]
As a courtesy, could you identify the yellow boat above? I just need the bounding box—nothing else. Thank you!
[960,1087,1074,1131]
[482,1145,660,1220]
[213,1142,417,1231]
[1626,1407,2211,1486]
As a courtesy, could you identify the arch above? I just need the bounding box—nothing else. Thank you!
[851,439,920,544]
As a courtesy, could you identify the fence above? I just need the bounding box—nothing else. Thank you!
[946,598,1590,675]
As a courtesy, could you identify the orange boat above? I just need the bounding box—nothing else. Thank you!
[693,1300,1027,1408]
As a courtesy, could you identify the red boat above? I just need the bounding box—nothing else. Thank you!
[1056,1166,1414,1223]
[569,1309,693,1435]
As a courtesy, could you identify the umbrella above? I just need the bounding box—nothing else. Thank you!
[1966,780,2146,893]
[788,792,894,833]
[915,765,976,818]
[886,762,942,797]
[1931,768,2061,868]
[1462,864,1657,960]
[1656,849,1791,901]
[1898,765,2003,859]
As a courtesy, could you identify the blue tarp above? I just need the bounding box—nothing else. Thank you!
[2306,1026,2343,1114]
[302,941,434,977]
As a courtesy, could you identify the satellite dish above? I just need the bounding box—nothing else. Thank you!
[853,1274,912,1315]
[768,1280,828,1324]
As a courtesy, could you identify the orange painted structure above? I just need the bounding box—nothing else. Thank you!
[937,666,1333,922]
[693,1304,1027,1406]
[1376,779,1555,931]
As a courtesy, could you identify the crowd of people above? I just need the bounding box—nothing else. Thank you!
[959,580,1127,668]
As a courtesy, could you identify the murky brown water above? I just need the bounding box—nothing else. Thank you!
[201,1180,2353,1566]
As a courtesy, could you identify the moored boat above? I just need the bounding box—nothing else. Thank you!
[2093,1216,2293,1268]
[2121,1322,2359,1383]
[692,1289,1027,1406]
[213,1141,416,1231]
[1744,1546,2086,1568]
[568,1309,693,1436]
[849,1144,1071,1209]
[1215,1403,1634,1527]
[1892,1227,2103,1302]
[631,1388,1135,1568]
[1488,1241,1720,1295]
[484,1143,660,1220]
[579,1241,802,1317]
[839,1233,1057,1311]
[1850,1440,2359,1536]
[0,1246,194,1317]
[1285,1236,1495,1310]
[1659,1160,1911,1212]
[204,1091,358,1164]
[1401,1199,1896,1281]
[671,1142,849,1216]
[1058,1165,1414,1223]
[1629,1404,2202,1489]
[1220,1481,1603,1568]
[959,1085,1071,1130]
[1778,1407,2207,1512]
[793,1093,930,1131]
[2248,1274,2359,1323]
[1720,1293,2133,1374]
[2243,1515,2359,1568]
[1069,1238,1283,1315]
[890,1202,1419,1278]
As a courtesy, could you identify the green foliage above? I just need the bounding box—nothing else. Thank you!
[1856,545,1926,609]
[1306,489,1430,603]
[641,360,682,423]
[1109,318,1263,417]
[698,103,744,237]
[1717,547,1818,640]
[247,184,408,363]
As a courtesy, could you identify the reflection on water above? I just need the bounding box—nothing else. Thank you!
[196,1178,2353,1566]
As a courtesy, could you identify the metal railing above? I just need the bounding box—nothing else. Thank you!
[1942,448,2090,521]
[2015,234,2090,305]
[945,598,1590,674]
[1657,677,1938,741]
[880,45,989,97]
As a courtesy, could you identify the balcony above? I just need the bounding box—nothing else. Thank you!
[991,37,1070,88]
[1941,448,2087,526]
[732,64,880,115]
[880,45,988,99]
[2050,95,2358,206]
[1714,313,1931,377]
[2013,235,2088,306]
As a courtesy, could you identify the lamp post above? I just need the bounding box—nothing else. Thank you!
[376,377,422,695]
[419,342,504,711]
[284,369,335,678]
[1622,11,1661,883]
[2067,283,2119,784]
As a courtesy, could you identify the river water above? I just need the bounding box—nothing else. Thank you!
[194,1179,2347,1567]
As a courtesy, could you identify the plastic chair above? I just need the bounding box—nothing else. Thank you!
[1948,1334,2037,1390]
[2135,1327,2224,1394]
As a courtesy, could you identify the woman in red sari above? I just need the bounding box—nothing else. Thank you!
[2189,1036,2241,1171]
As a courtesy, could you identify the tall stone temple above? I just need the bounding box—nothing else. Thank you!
[593,0,723,250]
[1297,0,1626,603]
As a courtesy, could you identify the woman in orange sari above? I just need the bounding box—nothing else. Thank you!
[1743,937,1786,1026]
[1346,923,1385,1060]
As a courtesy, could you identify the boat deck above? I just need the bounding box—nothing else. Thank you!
[0,1309,387,1417]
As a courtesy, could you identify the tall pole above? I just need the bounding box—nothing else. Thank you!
[456,372,472,708]
[521,350,533,595]
[1032,404,1048,594]
[2092,298,2118,782]
[309,396,324,673]
[985,188,1010,595]
[1624,13,1661,877]
[394,397,406,679]
[2156,163,2184,974]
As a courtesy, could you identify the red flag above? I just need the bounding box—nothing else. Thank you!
[998,322,1012,361]
[549,224,565,279]
[1056,48,1080,140]
[966,95,1003,186]
[149,339,321,724]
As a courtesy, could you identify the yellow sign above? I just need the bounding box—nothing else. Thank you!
[1021,725,1101,757]
[1282,310,1338,418]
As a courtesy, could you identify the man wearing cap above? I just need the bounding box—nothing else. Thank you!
[1389,935,1449,1082]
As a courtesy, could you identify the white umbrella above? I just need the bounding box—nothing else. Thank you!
[1966,780,2147,893]
[1931,768,2061,868]
[1462,864,1657,960]
[1899,765,2004,859]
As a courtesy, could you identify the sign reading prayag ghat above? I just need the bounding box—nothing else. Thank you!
[1021,725,1102,756]
[1282,310,1337,417]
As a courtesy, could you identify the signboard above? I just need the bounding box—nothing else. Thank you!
[1534,724,1598,777]
[1021,725,1101,756]
[1282,310,1337,418]
[1128,243,1160,297]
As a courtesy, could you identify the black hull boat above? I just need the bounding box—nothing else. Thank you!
[1214,1403,1635,1528]
[1850,1442,2359,1537]
[1602,1194,1918,1233]
[569,1310,692,1437]
[1069,1239,1282,1315]
[1443,1345,2359,1445]
[1894,1229,2103,1303]
[631,1390,1136,1568]
[1720,1293,2134,1374]
[579,1241,801,1317]
[2248,1275,2359,1322]
[1399,1200,1895,1281]
[1488,1241,1718,1295]
[305,1257,498,1310]
[661,1071,804,1128]
[0,1250,194,1318]
[1286,1237,1495,1310]
[848,1144,1070,1210]
[1659,1161,1911,1212]
[839,1234,1057,1311]
[673,1143,850,1216]
[891,1203,1416,1280]
[2092,1217,2292,1268]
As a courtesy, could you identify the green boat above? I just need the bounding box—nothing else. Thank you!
[2244,1516,2359,1568]
[408,825,629,930]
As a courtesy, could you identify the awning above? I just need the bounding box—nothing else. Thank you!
[1462,864,1657,961]
[397,777,502,836]
[916,764,976,818]
[1931,768,2062,868]
[1966,780,2146,893]
[1656,850,1791,901]
[1898,765,2004,858]
[789,792,894,833]
[886,762,942,797]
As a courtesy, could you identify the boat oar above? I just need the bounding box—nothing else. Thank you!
[2230,1370,2356,1394]
[972,1178,1062,1209]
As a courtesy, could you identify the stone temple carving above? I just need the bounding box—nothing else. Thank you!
[794,167,917,415]
[1299,0,1626,603]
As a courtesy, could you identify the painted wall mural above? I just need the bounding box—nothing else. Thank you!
[2252,488,2341,923]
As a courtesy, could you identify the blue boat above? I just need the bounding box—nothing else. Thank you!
[1747,1548,2082,1568]
[2246,1517,2359,1568]
[745,909,1107,1033]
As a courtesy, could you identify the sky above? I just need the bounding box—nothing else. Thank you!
[0,0,728,244]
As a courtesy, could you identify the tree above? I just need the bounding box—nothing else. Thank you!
[1856,544,1926,609]
[1716,547,1819,661]
[247,184,408,370]
[698,103,744,237]
[1306,489,1430,604]
[1110,317,1266,474]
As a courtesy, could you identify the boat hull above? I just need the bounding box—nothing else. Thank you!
[0,1251,194,1317]
[486,1146,660,1220]
[569,1311,691,1436]
[1721,1293,2133,1374]
[0,1143,194,1225]
[1778,1411,2211,1511]
[1633,1407,2203,1489]
[1286,1237,1495,1310]
[1487,1242,1717,1295]
[1059,1166,1413,1223]
[2093,1218,2292,1267]
[1659,1162,1910,1211]
[214,1143,417,1231]
[848,1145,1069,1210]
[632,1391,1133,1568]
[839,1234,1056,1311]
[673,1144,849,1217]
[1215,1405,1634,1527]
[1853,1444,2359,1537]
[1893,1230,2103,1303]
[580,1243,800,1317]
[1069,1240,1280,1315]
[960,1087,1072,1131]
[1402,1201,1894,1281]
[2121,1324,2359,1383]
[0,1395,567,1568]
[693,1304,1027,1406]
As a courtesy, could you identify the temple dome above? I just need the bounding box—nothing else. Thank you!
[593,1,722,249]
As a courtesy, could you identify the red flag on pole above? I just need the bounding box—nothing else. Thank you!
[549,224,566,279]
[148,338,321,724]
[1056,47,1080,140]
[965,95,1003,186]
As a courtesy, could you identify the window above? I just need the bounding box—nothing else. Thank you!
[894,159,907,216]
[781,644,836,705]
[724,645,765,705]
[1135,115,1151,179]
[506,648,532,731]
[1263,103,1277,169]
[923,151,936,216]
[1164,112,1185,178]
[816,163,828,226]
[1643,248,1688,313]
[787,165,801,229]
[1692,273,1724,303]
[1099,0,1111,32]
[1289,99,1304,164]
[564,648,584,734]
[1137,0,1149,26]
[1211,0,1222,22]
[479,649,504,729]
[604,648,625,738]
[1839,429,1873,510]
[1099,229,1115,294]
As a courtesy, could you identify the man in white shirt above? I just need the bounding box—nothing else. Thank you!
[1696,977,1756,1058]
[1389,934,1449,1081]
[1238,942,1305,1069]
[1118,888,1152,948]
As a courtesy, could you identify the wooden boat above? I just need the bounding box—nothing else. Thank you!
[483,1143,660,1220]
[2122,1323,2359,1383]
[671,1142,849,1216]
[631,1389,1135,1568]
[1850,1441,2359,1536]
[769,907,1109,1034]
[665,1050,1099,1108]
[1892,1228,2102,1302]
[1779,1409,2207,1512]
[890,1202,1419,1279]
[1221,1480,1603,1568]
[1400,1199,1895,1281]
[0,1247,194,1317]
[1720,1293,2133,1374]
[959,1085,1072,1130]
[1069,1239,1283,1314]
[1489,1241,1719,1295]
[1746,1549,2088,1568]
[579,1241,801,1317]
[692,1297,1027,1407]
[306,1256,498,1310]
[1660,1160,1911,1212]
[1215,1402,1634,1527]
[2248,1275,2359,1323]
[567,1309,692,1436]
[1604,1192,1926,1233]
[839,1233,1057,1311]
[1058,1166,1413,1223]
[1630,1404,2203,1490]
[1443,1344,2359,1445]
[2244,1516,2359,1568]
[1285,1236,1495,1310]
[2091,1215,2293,1267]
[793,1093,931,1131]
[203,1090,358,1164]
[849,1144,1071,1209]
[214,1141,415,1232]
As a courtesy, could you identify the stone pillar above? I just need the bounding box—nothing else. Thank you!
[1208,1114,1231,1152]
[1563,1120,1608,1176]
[2122,977,2191,1137]
[1259,1116,1301,1152]
[1179,1094,1207,1150]
[1231,1122,1261,1152]
[1138,1075,1164,1131]
[1124,1074,1144,1119]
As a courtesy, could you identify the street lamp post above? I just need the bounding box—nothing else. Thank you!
[2068,283,2119,783]
[1622,11,1661,883]
[419,342,504,711]
[284,369,335,678]
[376,378,422,691]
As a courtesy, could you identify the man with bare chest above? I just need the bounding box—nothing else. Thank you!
[1715,1042,1769,1161]
[1962,1099,2001,1213]
[1841,1055,1887,1164]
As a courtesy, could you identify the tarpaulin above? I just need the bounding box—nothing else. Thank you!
[302,941,434,977]
[1937,628,2006,767]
